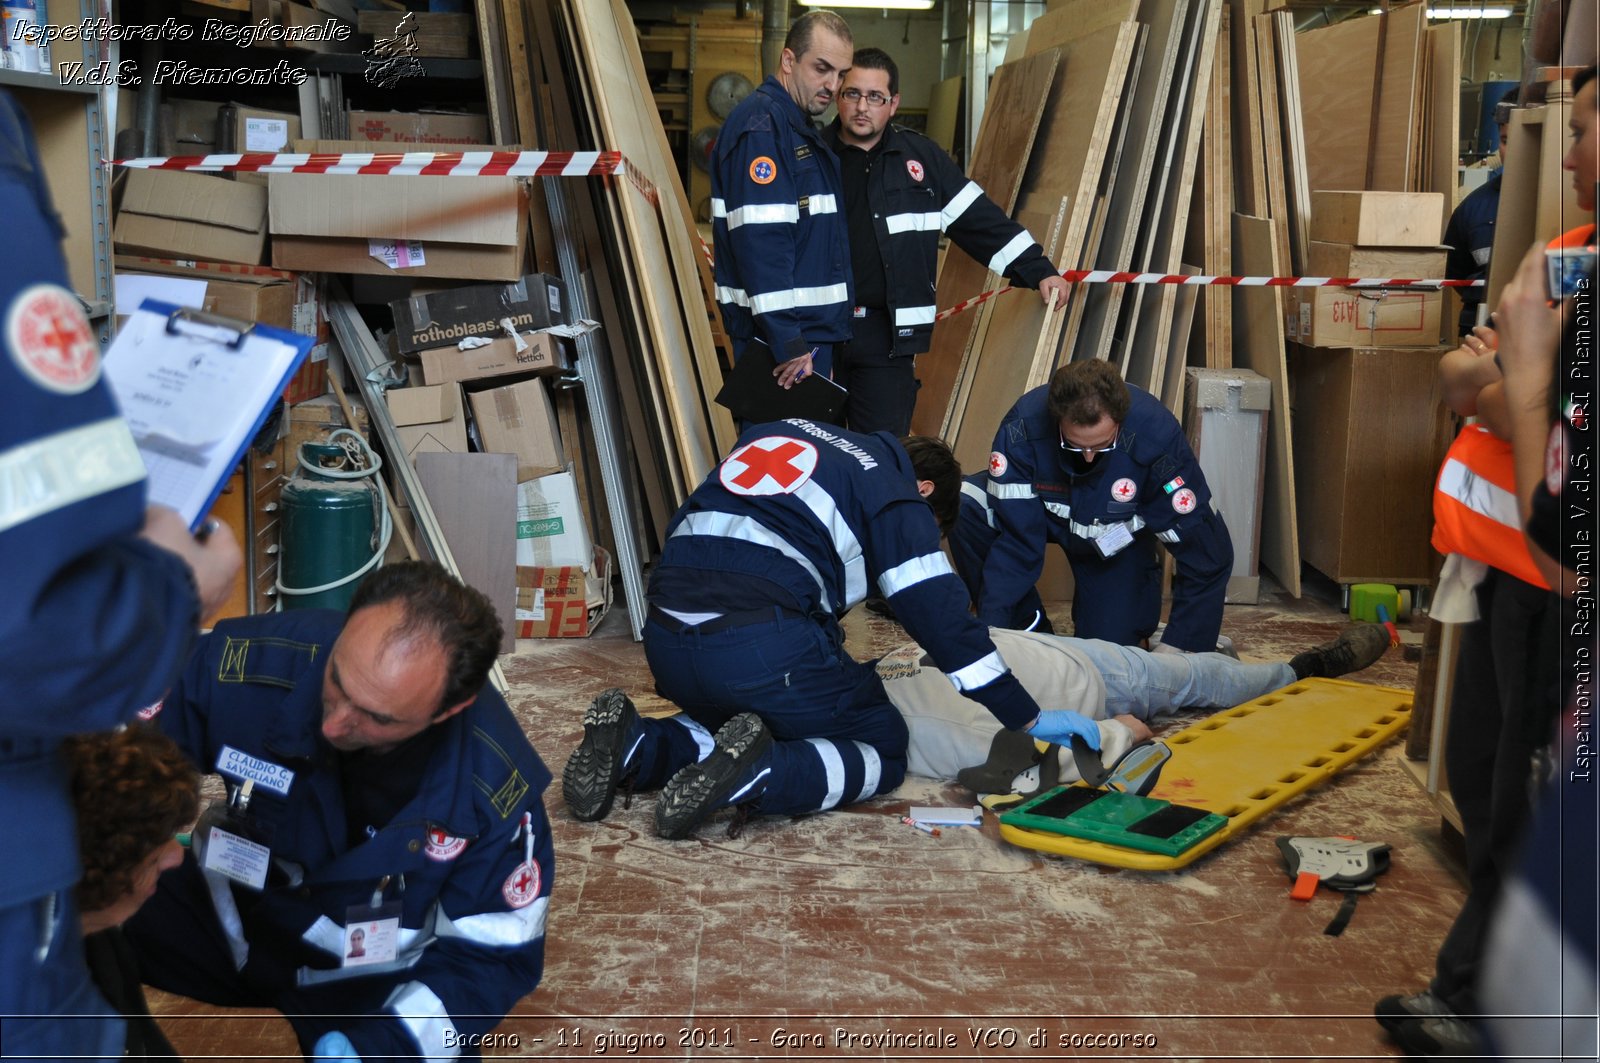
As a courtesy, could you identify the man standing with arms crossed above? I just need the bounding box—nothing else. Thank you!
[711,11,854,391]
[824,49,1069,434]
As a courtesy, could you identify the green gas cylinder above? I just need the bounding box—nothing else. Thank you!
[277,442,381,612]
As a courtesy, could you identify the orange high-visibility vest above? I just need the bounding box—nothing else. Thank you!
[1432,424,1551,589]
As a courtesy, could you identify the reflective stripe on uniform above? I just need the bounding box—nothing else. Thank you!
[1068,514,1146,540]
[385,980,460,1061]
[794,479,867,605]
[853,741,882,803]
[878,550,954,598]
[0,416,145,535]
[948,650,1007,692]
[894,305,936,327]
[987,480,1036,500]
[437,896,549,948]
[1438,456,1521,529]
[717,201,799,228]
[885,211,941,234]
[715,283,851,316]
[987,231,1033,275]
[807,738,846,810]
[670,510,834,612]
[807,194,839,216]
[960,480,995,527]
[941,181,983,230]
[1156,528,1181,544]
[1044,500,1071,520]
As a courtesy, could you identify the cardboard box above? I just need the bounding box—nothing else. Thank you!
[1184,368,1269,604]
[390,274,568,355]
[357,11,472,56]
[160,98,223,157]
[269,139,527,281]
[515,545,613,638]
[115,169,268,265]
[223,105,301,187]
[419,330,566,385]
[1307,241,1449,281]
[1286,285,1442,348]
[468,378,564,481]
[515,468,592,569]
[346,110,490,145]
[1309,191,1446,248]
[386,383,468,467]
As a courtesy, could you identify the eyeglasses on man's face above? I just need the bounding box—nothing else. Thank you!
[1059,437,1118,456]
[840,88,892,108]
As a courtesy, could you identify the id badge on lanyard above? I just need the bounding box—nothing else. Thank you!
[344,876,403,968]
[196,780,272,890]
[1094,520,1135,558]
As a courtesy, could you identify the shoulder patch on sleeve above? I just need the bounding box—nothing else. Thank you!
[749,156,777,184]
[473,726,531,820]
[217,636,321,689]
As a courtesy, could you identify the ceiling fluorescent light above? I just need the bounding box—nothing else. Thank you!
[799,0,936,9]
[1426,6,1514,17]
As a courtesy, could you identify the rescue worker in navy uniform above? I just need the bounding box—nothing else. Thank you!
[0,89,242,1060]
[823,48,1069,435]
[949,360,1232,651]
[562,424,1103,840]
[122,563,554,1062]
[711,11,853,391]
[1443,101,1511,337]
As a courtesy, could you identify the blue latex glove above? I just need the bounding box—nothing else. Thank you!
[313,1032,360,1061]
[1028,709,1101,751]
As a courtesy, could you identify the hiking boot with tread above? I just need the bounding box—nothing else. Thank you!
[1290,622,1390,681]
[1374,990,1482,1056]
[655,712,772,840]
[562,688,639,822]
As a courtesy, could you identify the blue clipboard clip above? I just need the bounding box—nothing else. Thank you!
[163,306,255,350]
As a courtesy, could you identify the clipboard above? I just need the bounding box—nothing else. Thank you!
[714,338,847,424]
[102,299,314,532]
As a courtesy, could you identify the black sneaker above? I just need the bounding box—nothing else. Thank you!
[562,688,640,822]
[1375,991,1482,1056]
[655,713,773,840]
[1289,623,1391,680]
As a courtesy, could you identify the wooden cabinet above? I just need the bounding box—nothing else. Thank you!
[1287,342,1454,585]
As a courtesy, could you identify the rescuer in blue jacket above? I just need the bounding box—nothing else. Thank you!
[563,422,1105,841]
[711,11,854,388]
[950,360,1232,653]
[123,563,554,1062]
[0,89,241,1061]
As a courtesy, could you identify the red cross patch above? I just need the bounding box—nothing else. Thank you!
[1546,422,1566,494]
[1172,487,1197,515]
[6,284,99,394]
[136,698,164,721]
[424,826,468,862]
[1111,477,1137,502]
[719,436,819,495]
[906,159,924,182]
[502,859,541,909]
[988,451,1008,477]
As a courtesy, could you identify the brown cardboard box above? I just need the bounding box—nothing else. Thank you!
[386,383,468,468]
[160,98,223,157]
[468,378,564,481]
[390,274,568,355]
[224,106,301,187]
[419,330,565,385]
[1286,285,1442,348]
[268,140,527,281]
[515,546,613,638]
[1307,241,1449,281]
[346,110,490,145]
[115,170,267,265]
[1309,191,1446,248]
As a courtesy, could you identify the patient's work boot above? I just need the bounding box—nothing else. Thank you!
[956,728,1059,797]
[1289,623,1391,681]
[563,688,641,822]
[655,713,773,840]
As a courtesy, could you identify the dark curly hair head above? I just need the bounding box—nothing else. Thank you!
[66,725,199,913]
[348,562,503,716]
[900,434,962,533]
[1047,359,1131,427]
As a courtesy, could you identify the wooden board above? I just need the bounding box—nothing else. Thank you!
[415,452,518,655]
[1231,213,1299,597]
[1075,0,1192,364]
[914,48,1062,438]
[1023,0,1141,56]
[1252,12,1291,279]
[1229,0,1266,216]
[1294,5,1425,193]
[1425,21,1460,341]
[1161,264,1202,413]
[927,74,964,153]
[1272,10,1310,277]
[952,22,1141,470]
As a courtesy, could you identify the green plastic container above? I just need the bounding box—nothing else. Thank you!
[278,443,378,612]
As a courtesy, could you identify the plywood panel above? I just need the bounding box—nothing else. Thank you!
[1231,213,1299,596]
[927,74,964,153]
[1229,0,1266,216]
[915,48,1062,437]
[1024,0,1141,55]
[416,452,518,654]
[1273,10,1310,277]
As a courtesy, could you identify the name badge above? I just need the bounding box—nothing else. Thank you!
[1094,521,1135,559]
[216,745,295,796]
[343,903,402,967]
[202,826,270,890]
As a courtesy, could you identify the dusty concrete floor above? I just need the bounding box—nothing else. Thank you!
[149,572,1463,1061]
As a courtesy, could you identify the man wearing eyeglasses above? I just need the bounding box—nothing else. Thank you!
[823,49,1069,435]
[710,11,855,393]
[947,359,1233,654]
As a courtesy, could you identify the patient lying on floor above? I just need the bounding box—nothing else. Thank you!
[881,624,1390,789]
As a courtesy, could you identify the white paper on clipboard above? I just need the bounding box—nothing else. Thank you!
[103,299,312,530]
